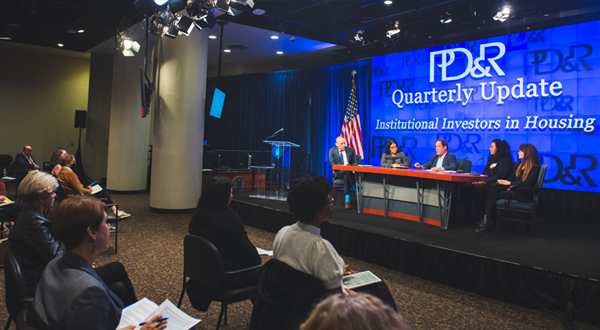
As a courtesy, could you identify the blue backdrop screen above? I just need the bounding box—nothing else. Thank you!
[369,20,600,192]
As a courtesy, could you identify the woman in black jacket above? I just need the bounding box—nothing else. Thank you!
[477,143,541,232]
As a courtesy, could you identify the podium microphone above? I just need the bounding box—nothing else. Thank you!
[265,128,284,140]
[469,157,484,175]
[457,156,468,173]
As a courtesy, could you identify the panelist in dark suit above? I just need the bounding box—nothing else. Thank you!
[328,137,358,210]
[14,145,39,179]
[31,196,166,330]
[414,139,457,172]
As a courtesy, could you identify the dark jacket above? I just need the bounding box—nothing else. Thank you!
[381,152,410,167]
[189,208,261,271]
[482,154,512,184]
[249,259,329,330]
[507,164,541,202]
[8,206,64,296]
[421,152,457,170]
[32,252,123,330]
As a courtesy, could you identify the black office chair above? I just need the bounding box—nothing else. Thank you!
[178,234,262,330]
[249,259,328,330]
[327,154,361,205]
[0,155,13,176]
[3,249,34,330]
[495,165,547,237]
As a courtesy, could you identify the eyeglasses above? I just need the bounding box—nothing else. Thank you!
[328,197,335,205]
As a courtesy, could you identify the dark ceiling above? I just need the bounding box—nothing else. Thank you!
[2,0,600,62]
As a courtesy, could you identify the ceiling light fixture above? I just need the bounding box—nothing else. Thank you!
[77,29,85,33]
[224,49,231,53]
[209,35,217,39]
[271,35,279,39]
[384,0,393,4]
[276,51,283,54]
[57,43,64,47]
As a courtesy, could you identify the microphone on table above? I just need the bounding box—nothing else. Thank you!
[469,157,484,175]
[265,128,284,140]
[457,156,469,173]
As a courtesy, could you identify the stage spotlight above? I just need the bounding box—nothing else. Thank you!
[493,5,510,22]
[215,0,234,15]
[230,0,254,15]
[440,12,452,24]
[155,0,169,5]
[194,12,217,30]
[163,24,179,38]
[177,15,195,35]
[386,21,401,38]
[123,39,141,56]
[354,30,364,42]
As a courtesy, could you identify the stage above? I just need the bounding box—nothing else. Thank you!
[231,192,600,324]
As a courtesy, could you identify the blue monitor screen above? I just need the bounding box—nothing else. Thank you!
[210,88,226,119]
[369,20,600,192]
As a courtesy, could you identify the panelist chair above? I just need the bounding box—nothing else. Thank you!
[495,165,547,237]
[330,154,361,205]
[456,159,472,173]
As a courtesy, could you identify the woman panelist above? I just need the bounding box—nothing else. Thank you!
[380,140,410,168]
[477,143,541,232]
[464,139,512,223]
[31,196,167,330]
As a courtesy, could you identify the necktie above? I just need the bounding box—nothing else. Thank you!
[339,150,344,164]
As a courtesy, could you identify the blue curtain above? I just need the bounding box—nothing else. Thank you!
[204,60,371,180]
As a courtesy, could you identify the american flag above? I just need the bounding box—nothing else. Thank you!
[341,70,364,159]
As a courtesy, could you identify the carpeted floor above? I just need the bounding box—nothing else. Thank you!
[1,192,598,330]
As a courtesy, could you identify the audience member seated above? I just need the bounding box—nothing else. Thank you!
[300,293,411,330]
[460,139,512,224]
[251,176,396,329]
[187,176,262,310]
[8,171,137,305]
[14,145,39,180]
[414,139,457,172]
[49,147,66,177]
[329,136,358,210]
[57,153,130,218]
[1,181,23,228]
[381,140,410,168]
[477,143,541,233]
[31,196,167,330]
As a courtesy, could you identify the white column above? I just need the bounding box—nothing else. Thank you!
[149,29,207,211]
[106,35,151,192]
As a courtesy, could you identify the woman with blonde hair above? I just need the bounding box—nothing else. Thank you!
[300,293,410,330]
[477,143,541,232]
